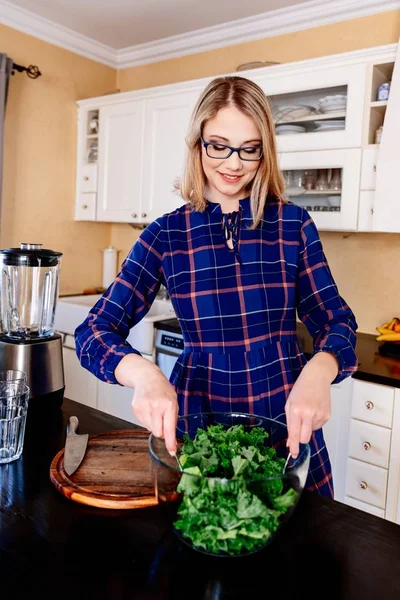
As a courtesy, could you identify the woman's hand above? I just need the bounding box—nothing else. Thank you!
[285,352,339,458]
[115,354,178,455]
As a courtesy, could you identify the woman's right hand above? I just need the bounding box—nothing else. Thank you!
[115,354,178,455]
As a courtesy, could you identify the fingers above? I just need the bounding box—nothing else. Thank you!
[299,414,313,445]
[151,408,163,439]
[163,403,178,456]
[287,407,301,459]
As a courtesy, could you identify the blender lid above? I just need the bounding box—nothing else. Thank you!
[0,243,63,267]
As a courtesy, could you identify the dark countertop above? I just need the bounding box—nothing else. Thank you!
[2,399,400,600]
[155,318,400,389]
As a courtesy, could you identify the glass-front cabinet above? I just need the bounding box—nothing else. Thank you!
[279,149,362,231]
[253,63,366,152]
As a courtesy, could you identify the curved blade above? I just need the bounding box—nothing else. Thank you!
[64,420,89,476]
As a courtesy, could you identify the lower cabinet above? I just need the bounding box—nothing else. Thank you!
[62,340,150,426]
[327,377,400,525]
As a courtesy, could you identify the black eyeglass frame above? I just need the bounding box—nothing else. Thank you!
[201,138,263,162]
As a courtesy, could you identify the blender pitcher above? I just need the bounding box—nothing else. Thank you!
[0,243,65,406]
[0,243,62,338]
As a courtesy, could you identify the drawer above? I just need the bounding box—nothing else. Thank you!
[357,191,374,232]
[80,164,98,193]
[348,419,391,469]
[360,147,378,190]
[344,496,385,519]
[75,193,96,221]
[345,458,388,509]
[351,379,394,428]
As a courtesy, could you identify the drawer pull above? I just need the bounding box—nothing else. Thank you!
[363,442,371,451]
[82,204,88,209]
[141,212,147,218]
[131,213,137,219]
[360,481,368,490]
[83,175,89,181]
[373,165,376,172]
[365,401,374,410]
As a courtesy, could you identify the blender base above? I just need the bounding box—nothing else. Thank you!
[0,333,65,406]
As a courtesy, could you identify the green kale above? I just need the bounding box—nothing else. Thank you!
[173,423,299,555]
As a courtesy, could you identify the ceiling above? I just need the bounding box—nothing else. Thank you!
[4,0,313,49]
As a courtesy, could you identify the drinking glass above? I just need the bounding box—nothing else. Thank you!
[0,382,30,464]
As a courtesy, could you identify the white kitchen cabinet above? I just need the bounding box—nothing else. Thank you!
[97,100,145,222]
[323,377,353,502]
[373,53,400,233]
[252,62,367,153]
[74,44,398,232]
[278,148,361,231]
[62,337,97,409]
[97,380,139,425]
[386,389,400,524]
[141,91,199,222]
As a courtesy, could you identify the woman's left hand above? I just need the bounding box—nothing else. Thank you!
[285,352,339,458]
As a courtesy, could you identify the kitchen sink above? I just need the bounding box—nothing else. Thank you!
[54,294,176,356]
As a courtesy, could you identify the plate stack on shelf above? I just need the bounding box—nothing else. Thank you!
[318,95,347,113]
[313,120,346,132]
[276,124,306,135]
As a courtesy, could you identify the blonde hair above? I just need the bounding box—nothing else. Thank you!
[178,76,285,228]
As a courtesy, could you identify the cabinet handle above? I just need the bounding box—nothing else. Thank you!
[363,442,371,451]
[82,204,88,209]
[141,212,147,218]
[373,165,376,172]
[365,401,374,410]
[360,481,368,490]
[83,175,89,181]
[131,213,137,219]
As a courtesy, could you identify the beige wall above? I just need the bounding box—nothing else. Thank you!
[1,24,116,294]
[2,12,399,332]
[113,10,400,335]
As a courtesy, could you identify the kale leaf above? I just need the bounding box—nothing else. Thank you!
[173,424,298,555]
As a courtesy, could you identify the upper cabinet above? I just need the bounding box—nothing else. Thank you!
[141,91,200,223]
[253,63,366,152]
[97,100,145,222]
[74,44,399,232]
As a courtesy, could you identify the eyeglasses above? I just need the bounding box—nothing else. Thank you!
[201,138,263,162]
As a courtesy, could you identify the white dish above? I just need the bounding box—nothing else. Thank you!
[314,120,345,126]
[276,124,306,134]
[327,196,341,207]
[315,124,345,131]
[319,94,347,104]
[274,104,316,121]
[319,106,346,114]
[285,187,306,196]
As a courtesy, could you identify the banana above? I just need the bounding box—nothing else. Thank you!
[376,327,397,335]
[377,318,400,333]
[376,333,400,342]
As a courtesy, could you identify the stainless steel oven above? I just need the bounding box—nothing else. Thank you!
[154,319,183,380]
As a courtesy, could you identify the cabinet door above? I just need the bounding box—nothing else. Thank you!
[97,380,141,425]
[373,44,400,232]
[97,101,145,222]
[141,91,200,223]
[62,343,97,408]
[252,63,366,152]
[278,148,361,231]
[386,389,400,524]
[323,377,353,502]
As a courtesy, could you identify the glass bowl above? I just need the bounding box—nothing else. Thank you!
[149,412,310,558]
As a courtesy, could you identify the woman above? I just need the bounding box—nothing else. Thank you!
[75,76,358,497]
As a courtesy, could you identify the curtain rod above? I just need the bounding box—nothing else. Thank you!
[12,63,41,79]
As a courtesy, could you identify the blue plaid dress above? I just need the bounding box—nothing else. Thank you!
[75,197,358,497]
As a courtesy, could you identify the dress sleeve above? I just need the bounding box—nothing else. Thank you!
[296,209,358,384]
[74,219,164,384]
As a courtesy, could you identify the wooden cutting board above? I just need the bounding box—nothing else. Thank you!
[49,429,158,509]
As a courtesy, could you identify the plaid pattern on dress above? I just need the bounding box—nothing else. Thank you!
[75,197,358,498]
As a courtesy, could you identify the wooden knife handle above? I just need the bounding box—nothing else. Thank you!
[67,416,79,436]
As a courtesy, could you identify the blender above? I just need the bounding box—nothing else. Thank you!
[0,243,65,407]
